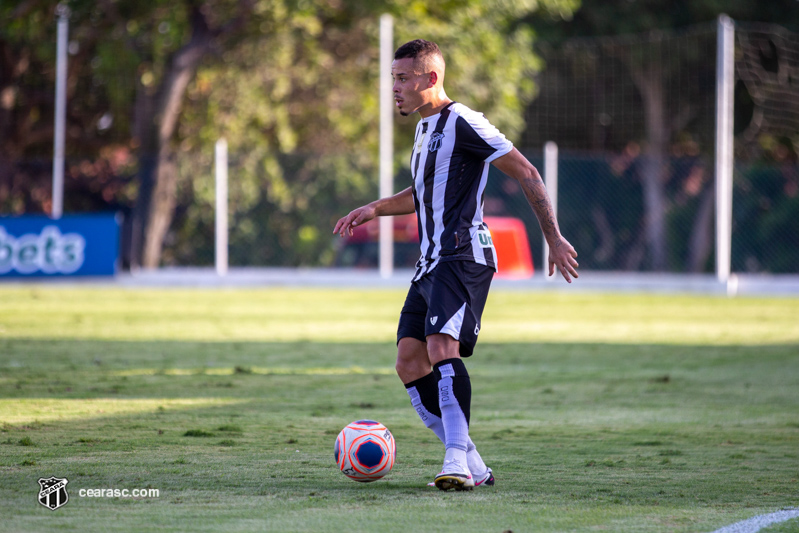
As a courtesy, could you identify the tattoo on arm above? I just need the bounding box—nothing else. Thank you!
[520,176,560,244]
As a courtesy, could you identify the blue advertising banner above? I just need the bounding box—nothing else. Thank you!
[0,213,120,277]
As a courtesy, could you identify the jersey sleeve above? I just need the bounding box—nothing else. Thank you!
[453,106,514,163]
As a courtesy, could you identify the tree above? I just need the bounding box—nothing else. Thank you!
[0,0,254,268]
[92,0,254,269]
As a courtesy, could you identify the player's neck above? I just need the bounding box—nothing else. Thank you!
[418,90,452,119]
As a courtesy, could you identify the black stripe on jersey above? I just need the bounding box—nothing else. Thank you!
[421,106,453,269]
[411,122,428,240]
[454,114,500,160]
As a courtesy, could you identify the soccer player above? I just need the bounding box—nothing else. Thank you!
[334,39,579,491]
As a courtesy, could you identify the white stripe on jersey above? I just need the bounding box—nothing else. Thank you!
[469,162,491,266]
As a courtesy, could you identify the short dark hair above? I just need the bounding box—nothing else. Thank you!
[394,39,444,73]
[394,39,441,61]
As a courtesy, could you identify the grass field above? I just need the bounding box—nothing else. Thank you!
[0,286,798,532]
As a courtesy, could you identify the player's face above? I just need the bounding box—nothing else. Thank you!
[391,58,430,117]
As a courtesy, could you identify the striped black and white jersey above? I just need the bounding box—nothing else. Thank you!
[409,102,513,282]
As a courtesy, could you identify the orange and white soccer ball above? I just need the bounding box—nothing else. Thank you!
[334,420,396,482]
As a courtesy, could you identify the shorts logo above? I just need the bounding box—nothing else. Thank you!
[428,132,445,153]
[38,476,69,511]
[430,316,438,326]
[474,324,480,335]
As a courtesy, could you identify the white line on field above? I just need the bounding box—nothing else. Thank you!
[711,508,799,533]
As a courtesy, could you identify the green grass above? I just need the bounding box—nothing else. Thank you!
[0,286,798,532]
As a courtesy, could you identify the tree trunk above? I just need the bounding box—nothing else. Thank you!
[141,145,179,267]
[129,2,251,268]
[130,11,211,268]
[631,65,669,271]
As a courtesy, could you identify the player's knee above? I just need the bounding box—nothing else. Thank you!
[426,333,460,365]
[395,357,429,383]
[396,337,430,381]
[395,351,420,373]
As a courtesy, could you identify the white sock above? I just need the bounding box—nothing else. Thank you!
[467,441,488,476]
[406,384,447,444]
[437,361,470,457]
[444,447,469,469]
[405,370,487,475]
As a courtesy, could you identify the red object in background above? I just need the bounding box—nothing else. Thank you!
[343,214,534,278]
[484,216,534,279]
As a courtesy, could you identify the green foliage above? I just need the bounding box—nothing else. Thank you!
[2,0,572,264]
[388,0,545,139]
[168,0,566,266]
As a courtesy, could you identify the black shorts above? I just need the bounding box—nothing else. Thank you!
[396,260,494,357]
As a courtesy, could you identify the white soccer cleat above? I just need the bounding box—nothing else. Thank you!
[433,459,475,491]
[430,467,493,488]
[473,467,494,487]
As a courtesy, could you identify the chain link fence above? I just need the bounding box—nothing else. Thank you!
[508,22,798,274]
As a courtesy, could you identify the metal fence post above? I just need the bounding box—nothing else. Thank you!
[715,14,735,284]
[215,138,228,276]
[51,4,70,219]
[543,141,558,280]
[379,14,394,279]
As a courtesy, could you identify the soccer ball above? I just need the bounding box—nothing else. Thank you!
[334,420,396,482]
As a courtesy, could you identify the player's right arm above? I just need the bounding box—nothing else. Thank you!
[492,148,579,283]
[334,186,415,237]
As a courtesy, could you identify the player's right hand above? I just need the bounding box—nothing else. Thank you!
[548,236,579,283]
[333,205,377,237]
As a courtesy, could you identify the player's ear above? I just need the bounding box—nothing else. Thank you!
[428,71,438,88]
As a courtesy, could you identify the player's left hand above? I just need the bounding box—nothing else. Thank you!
[333,204,377,237]
[548,237,579,283]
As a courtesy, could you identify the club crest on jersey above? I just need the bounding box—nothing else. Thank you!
[428,132,445,153]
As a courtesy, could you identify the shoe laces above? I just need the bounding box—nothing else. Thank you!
[443,458,467,471]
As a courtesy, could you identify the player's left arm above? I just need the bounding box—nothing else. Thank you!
[492,148,579,283]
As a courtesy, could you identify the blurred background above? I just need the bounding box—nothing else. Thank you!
[1,0,798,275]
